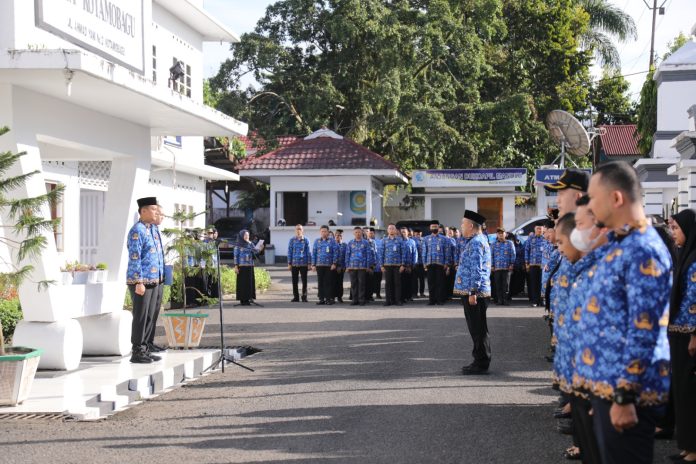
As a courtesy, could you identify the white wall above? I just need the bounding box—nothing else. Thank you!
[655,79,696,158]
[307,191,338,225]
[149,169,207,230]
[42,161,80,264]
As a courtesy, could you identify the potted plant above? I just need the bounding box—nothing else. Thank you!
[0,126,60,405]
[87,263,107,284]
[72,263,90,284]
[95,262,108,283]
[60,262,74,285]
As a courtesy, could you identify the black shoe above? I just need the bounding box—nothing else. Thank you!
[350,302,359,306]
[461,365,489,375]
[326,299,335,305]
[316,300,325,305]
[427,301,436,306]
[376,294,382,299]
[557,419,573,435]
[130,352,153,364]
[359,302,366,306]
[383,302,392,307]
[291,297,300,302]
[562,447,582,461]
[301,295,308,302]
[395,302,403,306]
[148,353,162,362]
[553,409,571,419]
[420,293,426,297]
[147,343,167,353]
[655,428,674,440]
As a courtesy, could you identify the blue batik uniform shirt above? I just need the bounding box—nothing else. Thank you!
[234,244,256,266]
[345,238,375,270]
[491,239,516,270]
[336,241,348,269]
[572,224,672,406]
[371,238,382,272]
[288,236,311,266]
[313,237,338,267]
[453,233,492,297]
[422,233,450,266]
[380,236,405,267]
[413,236,424,265]
[543,246,561,293]
[514,242,525,269]
[454,236,469,266]
[525,234,545,266]
[670,261,696,334]
[126,221,164,285]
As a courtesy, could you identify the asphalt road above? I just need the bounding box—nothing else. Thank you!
[0,266,676,463]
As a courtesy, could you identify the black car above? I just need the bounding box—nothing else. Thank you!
[214,217,250,260]
[395,220,439,233]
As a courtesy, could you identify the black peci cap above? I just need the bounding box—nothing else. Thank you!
[137,197,157,208]
[543,168,590,192]
[463,210,486,226]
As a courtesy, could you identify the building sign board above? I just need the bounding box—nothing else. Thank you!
[35,0,145,73]
[534,168,592,185]
[412,169,527,188]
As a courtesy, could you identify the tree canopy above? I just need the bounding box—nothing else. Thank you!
[211,0,604,175]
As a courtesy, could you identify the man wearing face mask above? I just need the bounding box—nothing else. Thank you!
[454,210,492,375]
[422,221,450,305]
[574,162,671,464]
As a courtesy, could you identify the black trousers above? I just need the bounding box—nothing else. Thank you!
[334,270,345,300]
[509,268,526,296]
[446,268,456,300]
[414,264,426,295]
[462,296,491,368]
[590,397,659,464]
[130,283,160,350]
[383,266,401,304]
[373,271,382,297]
[427,265,446,304]
[570,396,601,464]
[671,332,696,452]
[528,265,542,304]
[401,270,412,301]
[349,269,367,304]
[291,266,308,299]
[316,266,334,302]
[145,283,165,346]
[493,270,511,304]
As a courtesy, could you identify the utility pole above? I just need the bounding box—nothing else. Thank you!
[643,0,667,69]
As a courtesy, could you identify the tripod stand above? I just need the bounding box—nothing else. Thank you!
[203,242,254,373]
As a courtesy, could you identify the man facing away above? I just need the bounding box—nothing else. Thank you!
[491,227,515,305]
[525,224,546,307]
[454,210,492,375]
[422,221,450,306]
[380,224,405,306]
[288,224,311,302]
[126,197,164,364]
[312,225,338,305]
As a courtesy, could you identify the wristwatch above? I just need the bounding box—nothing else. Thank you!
[613,389,636,405]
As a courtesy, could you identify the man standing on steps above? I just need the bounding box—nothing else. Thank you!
[126,197,164,364]
[143,204,168,354]
[288,224,311,302]
[454,210,492,375]
[312,225,338,305]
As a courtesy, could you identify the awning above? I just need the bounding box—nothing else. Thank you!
[153,0,239,42]
[0,49,247,137]
[152,150,239,181]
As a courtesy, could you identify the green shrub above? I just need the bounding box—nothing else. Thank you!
[123,285,172,310]
[254,267,271,291]
[220,265,237,294]
[0,298,22,343]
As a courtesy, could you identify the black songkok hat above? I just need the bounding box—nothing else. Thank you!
[463,210,486,226]
[137,197,158,208]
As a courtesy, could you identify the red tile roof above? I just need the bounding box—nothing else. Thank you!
[238,131,403,172]
[236,133,300,156]
[598,124,641,157]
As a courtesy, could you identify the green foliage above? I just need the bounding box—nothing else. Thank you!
[233,182,270,210]
[576,0,637,68]
[210,0,598,177]
[591,68,635,125]
[219,265,271,295]
[0,298,22,343]
[254,267,272,291]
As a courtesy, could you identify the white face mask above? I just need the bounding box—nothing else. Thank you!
[570,227,598,253]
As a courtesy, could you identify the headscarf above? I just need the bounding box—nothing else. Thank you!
[670,209,696,323]
[236,229,252,249]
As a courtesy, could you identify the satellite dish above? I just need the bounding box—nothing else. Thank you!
[546,110,591,168]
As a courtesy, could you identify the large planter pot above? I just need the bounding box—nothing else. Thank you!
[87,270,108,284]
[72,271,88,285]
[162,313,208,349]
[0,346,43,406]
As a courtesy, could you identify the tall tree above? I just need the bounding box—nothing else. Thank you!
[575,0,637,68]
[591,68,635,126]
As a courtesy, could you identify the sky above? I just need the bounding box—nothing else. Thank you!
[202,0,696,100]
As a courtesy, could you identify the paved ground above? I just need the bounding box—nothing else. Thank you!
[0,266,675,463]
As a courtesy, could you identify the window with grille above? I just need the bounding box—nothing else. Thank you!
[152,45,157,84]
[45,182,64,252]
[171,57,191,98]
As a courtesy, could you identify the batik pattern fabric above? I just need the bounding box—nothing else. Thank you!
[370,239,381,272]
[287,237,311,267]
[524,235,545,266]
[345,239,375,270]
[380,236,405,267]
[454,236,470,267]
[312,238,338,267]
[542,247,561,293]
[413,237,424,265]
[422,234,451,266]
[446,237,456,266]
[514,242,525,269]
[453,233,492,297]
[491,240,516,271]
[126,221,164,285]
[552,251,601,393]
[670,261,696,334]
[336,242,348,269]
[572,225,672,406]
[234,244,256,267]
[402,237,418,267]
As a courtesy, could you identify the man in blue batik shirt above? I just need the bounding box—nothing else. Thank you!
[345,226,376,305]
[126,197,164,364]
[575,162,672,464]
[288,224,311,302]
[454,210,492,375]
[312,225,338,305]
[422,221,451,305]
[491,227,515,305]
[525,224,546,307]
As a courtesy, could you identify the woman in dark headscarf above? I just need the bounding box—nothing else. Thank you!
[234,229,262,305]
[668,208,696,462]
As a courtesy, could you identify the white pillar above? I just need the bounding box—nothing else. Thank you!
[464,195,477,212]
[365,180,373,225]
[270,185,276,226]
[503,196,516,230]
[424,196,432,219]
[643,189,664,216]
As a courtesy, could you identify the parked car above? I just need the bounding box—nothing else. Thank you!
[486,215,549,244]
[214,217,250,260]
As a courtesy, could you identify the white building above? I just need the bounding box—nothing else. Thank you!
[238,128,408,256]
[0,0,246,370]
[636,39,696,216]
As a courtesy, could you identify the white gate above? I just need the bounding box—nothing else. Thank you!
[80,190,105,265]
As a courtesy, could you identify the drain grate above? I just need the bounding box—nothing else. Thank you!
[0,412,75,423]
